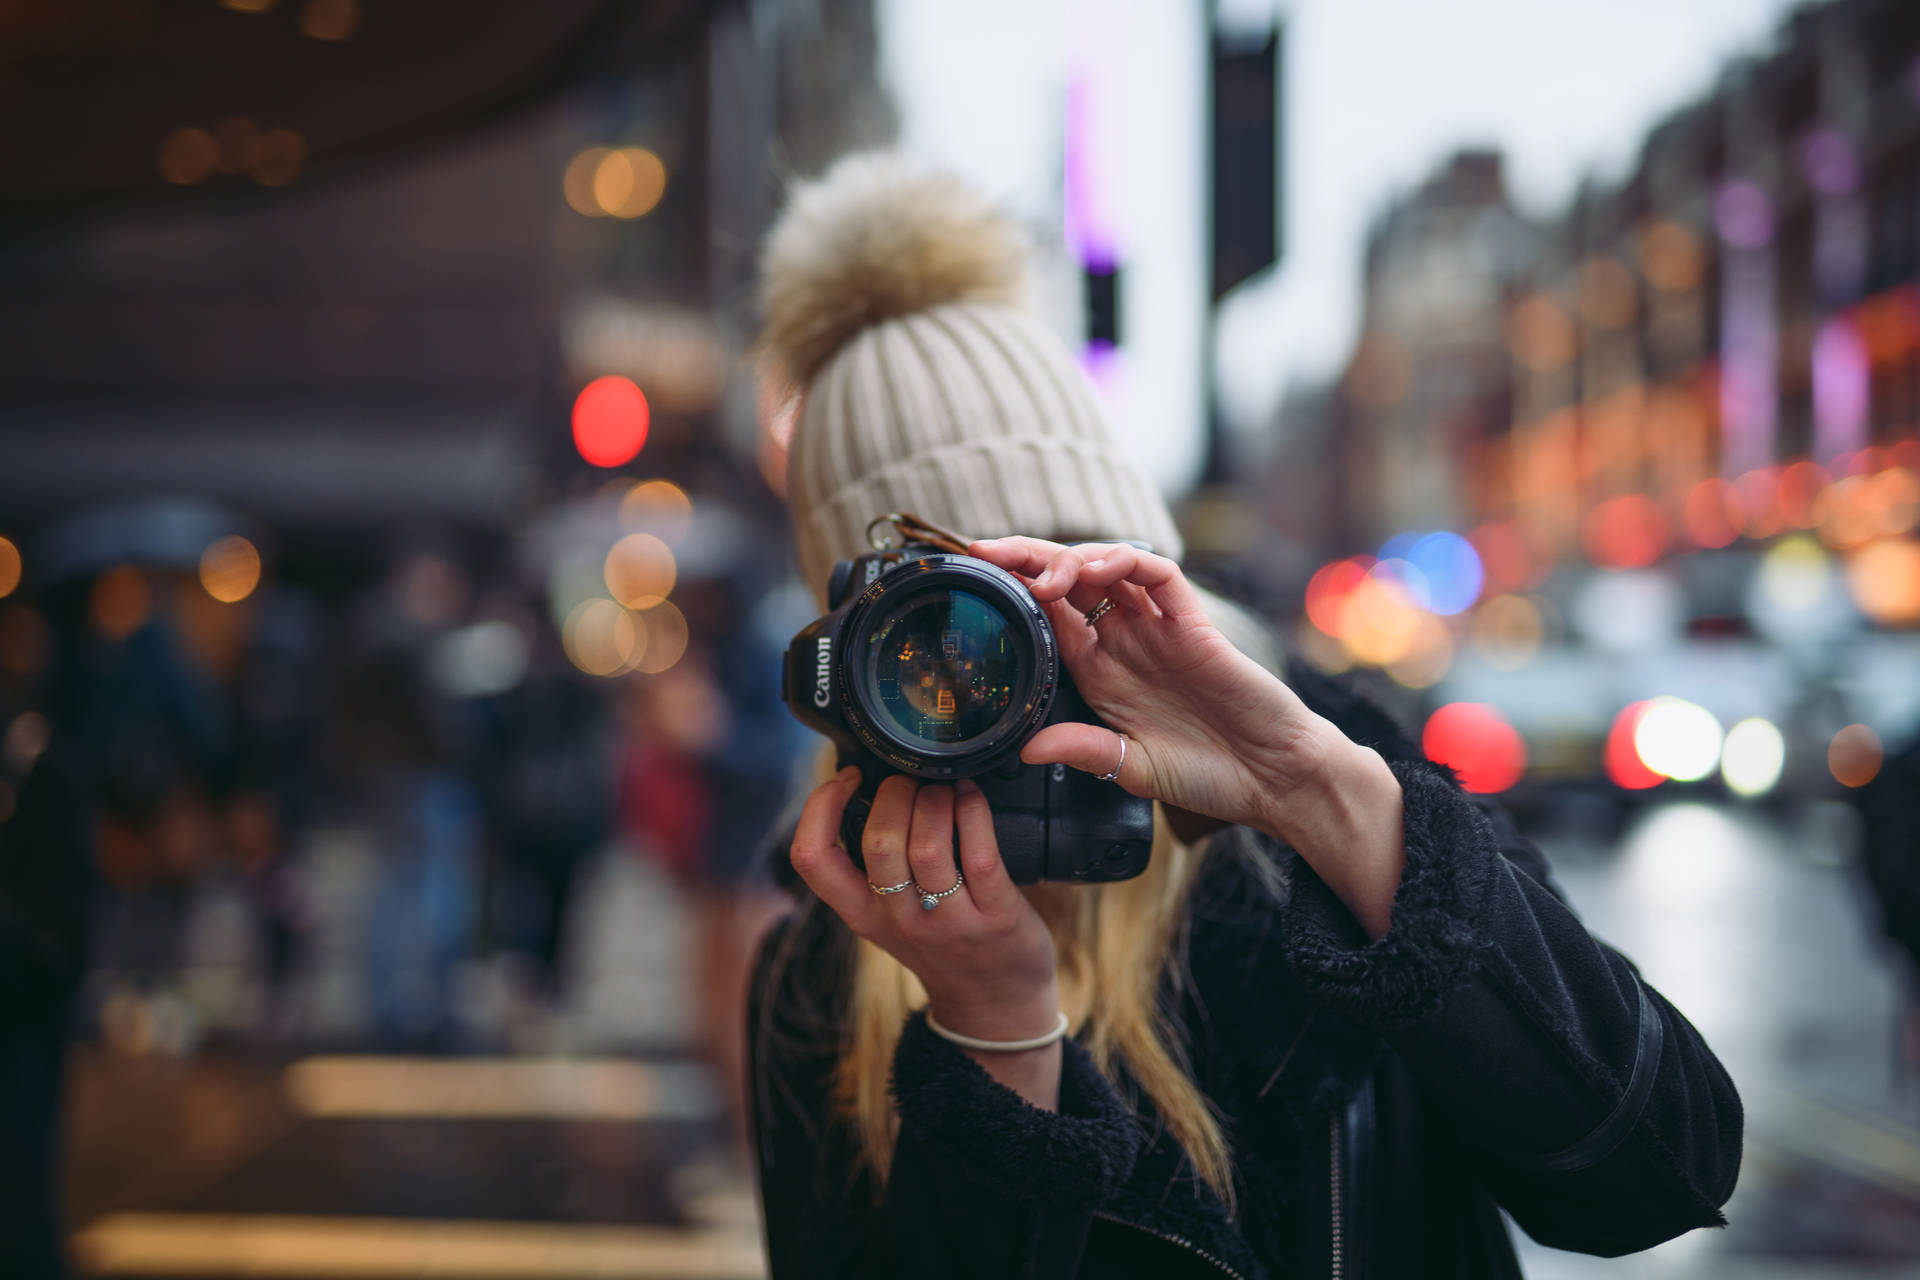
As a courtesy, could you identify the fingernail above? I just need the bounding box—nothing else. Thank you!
[1084,558,1107,573]
[955,778,980,796]
[837,765,861,784]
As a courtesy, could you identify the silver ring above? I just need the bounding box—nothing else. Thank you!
[870,877,916,896]
[1085,598,1117,626]
[1097,734,1127,783]
[919,870,965,910]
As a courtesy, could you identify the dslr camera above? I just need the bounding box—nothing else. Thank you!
[782,541,1154,884]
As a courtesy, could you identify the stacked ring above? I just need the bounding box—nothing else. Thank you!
[919,871,965,911]
[870,878,916,896]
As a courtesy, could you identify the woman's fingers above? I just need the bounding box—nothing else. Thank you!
[788,768,876,930]
[862,773,919,897]
[1021,722,1142,794]
[905,784,960,895]
[953,779,1019,915]
[967,536,1066,578]
[1074,544,1203,618]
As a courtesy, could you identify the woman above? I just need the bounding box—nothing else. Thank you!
[749,153,1741,1278]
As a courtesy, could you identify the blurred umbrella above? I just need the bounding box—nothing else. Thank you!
[31,495,257,584]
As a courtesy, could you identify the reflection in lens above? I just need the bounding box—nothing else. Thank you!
[868,589,1019,746]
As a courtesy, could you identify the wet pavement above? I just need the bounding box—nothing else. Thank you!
[58,800,1920,1278]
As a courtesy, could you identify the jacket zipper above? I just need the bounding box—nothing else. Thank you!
[1091,1211,1247,1280]
[1328,1110,1345,1280]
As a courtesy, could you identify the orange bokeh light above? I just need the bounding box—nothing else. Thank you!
[1304,557,1372,636]
[1828,723,1883,788]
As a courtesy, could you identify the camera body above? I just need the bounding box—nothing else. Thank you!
[782,543,1153,884]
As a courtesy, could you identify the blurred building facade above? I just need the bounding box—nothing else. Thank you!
[1277,0,1920,576]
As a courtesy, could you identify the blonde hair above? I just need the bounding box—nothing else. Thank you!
[830,806,1238,1207]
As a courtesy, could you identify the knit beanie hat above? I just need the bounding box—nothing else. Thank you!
[760,152,1184,601]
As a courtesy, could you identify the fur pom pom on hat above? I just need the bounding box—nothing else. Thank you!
[761,152,1186,604]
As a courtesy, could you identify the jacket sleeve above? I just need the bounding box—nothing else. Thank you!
[747,912,1142,1279]
[1273,757,1743,1256]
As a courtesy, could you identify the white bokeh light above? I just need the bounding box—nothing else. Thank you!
[1634,696,1724,783]
[1720,717,1786,797]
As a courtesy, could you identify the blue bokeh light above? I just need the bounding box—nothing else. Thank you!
[1407,531,1484,615]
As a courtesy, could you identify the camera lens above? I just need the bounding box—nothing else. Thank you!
[863,587,1022,748]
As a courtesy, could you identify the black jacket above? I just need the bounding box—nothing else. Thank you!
[747,668,1743,1277]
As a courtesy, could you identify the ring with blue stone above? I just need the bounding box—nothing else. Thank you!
[920,870,965,910]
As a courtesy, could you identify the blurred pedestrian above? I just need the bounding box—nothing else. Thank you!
[1857,730,1920,1091]
[747,154,1742,1277]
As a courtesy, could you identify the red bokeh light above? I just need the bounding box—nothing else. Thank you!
[1304,557,1373,635]
[573,376,651,468]
[1468,521,1536,594]
[1605,701,1664,790]
[1584,495,1669,568]
[1422,702,1526,794]
[1682,478,1742,549]
[1776,458,1827,528]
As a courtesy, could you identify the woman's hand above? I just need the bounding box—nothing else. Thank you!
[788,768,1063,1106]
[969,536,1408,939]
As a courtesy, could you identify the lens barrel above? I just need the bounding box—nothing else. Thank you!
[838,553,1057,779]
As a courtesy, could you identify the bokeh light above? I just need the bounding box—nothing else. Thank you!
[1339,565,1424,665]
[562,598,640,677]
[1468,594,1546,670]
[1584,494,1668,568]
[619,480,693,539]
[1682,478,1742,549]
[629,601,689,675]
[0,536,19,598]
[591,148,668,219]
[1384,613,1453,689]
[1633,696,1723,783]
[199,536,262,603]
[564,148,612,216]
[1776,459,1827,529]
[572,376,650,468]
[90,567,151,640]
[4,711,51,772]
[300,0,359,41]
[158,128,219,185]
[1756,535,1834,613]
[1828,723,1883,788]
[604,533,676,610]
[1734,467,1785,538]
[1720,718,1785,797]
[1639,220,1704,293]
[1605,702,1664,790]
[250,129,308,187]
[1468,522,1539,594]
[1865,465,1919,536]
[1421,702,1526,794]
[1508,294,1576,371]
[1845,537,1920,625]
[1304,557,1372,636]
[1404,532,1483,615]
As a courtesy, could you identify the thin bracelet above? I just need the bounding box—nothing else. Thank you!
[924,1009,1070,1053]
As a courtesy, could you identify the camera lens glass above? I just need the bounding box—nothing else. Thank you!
[864,587,1023,748]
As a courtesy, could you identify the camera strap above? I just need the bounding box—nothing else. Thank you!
[866,512,972,555]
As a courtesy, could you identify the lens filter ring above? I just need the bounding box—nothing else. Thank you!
[838,554,1057,779]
